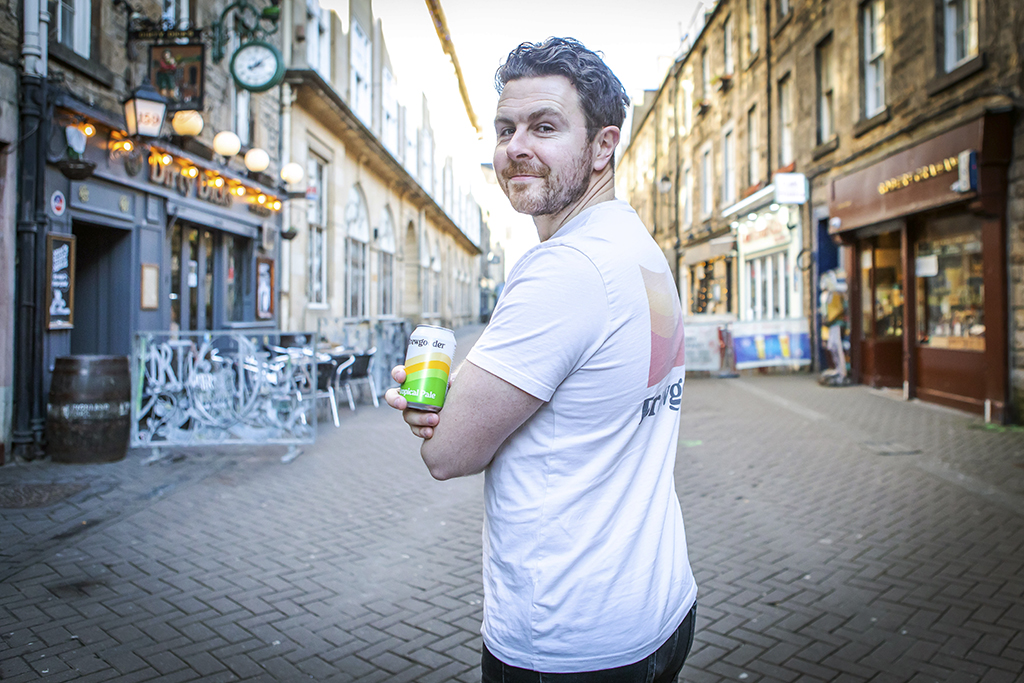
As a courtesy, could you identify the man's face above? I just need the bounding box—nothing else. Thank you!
[493,75,595,216]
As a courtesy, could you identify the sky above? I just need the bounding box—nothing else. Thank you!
[324,0,704,266]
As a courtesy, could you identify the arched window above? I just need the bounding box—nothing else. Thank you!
[345,186,370,318]
[431,240,442,315]
[377,208,396,316]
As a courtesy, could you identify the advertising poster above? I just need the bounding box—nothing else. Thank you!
[46,234,76,330]
[731,318,811,369]
[683,321,726,372]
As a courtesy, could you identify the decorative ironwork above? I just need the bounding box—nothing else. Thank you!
[131,330,318,449]
[211,0,282,63]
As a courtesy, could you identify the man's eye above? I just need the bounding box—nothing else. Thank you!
[498,127,514,137]
[536,124,554,133]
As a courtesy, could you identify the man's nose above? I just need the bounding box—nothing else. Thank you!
[505,129,532,159]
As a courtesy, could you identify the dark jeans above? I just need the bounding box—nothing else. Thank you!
[481,603,697,683]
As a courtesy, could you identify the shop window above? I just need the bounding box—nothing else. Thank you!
[915,219,984,351]
[860,232,903,339]
[745,251,793,320]
[944,0,978,72]
[57,0,91,58]
[862,0,886,118]
[227,234,250,323]
[690,259,731,315]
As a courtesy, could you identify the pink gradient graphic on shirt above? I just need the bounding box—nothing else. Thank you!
[641,265,686,387]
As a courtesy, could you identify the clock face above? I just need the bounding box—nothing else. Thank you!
[231,41,284,92]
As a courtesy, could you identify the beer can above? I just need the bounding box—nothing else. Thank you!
[399,325,457,412]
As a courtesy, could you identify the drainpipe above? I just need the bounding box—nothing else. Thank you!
[13,0,50,459]
[764,0,773,182]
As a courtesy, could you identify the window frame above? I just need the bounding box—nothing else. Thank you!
[944,0,979,72]
[746,105,759,188]
[816,35,835,145]
[350,19,372,124]
[777,75,794,168]
[700,145,714,218]
[723,15,735,76]
[722,127,737,206]
[862,0,886,119]
[306,155,329,307]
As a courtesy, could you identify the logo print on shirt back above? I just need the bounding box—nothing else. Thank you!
[641,265,686,387]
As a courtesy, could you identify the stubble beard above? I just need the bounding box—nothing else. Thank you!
[501,146,594,217]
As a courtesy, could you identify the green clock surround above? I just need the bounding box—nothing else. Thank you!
[230,40,285,93]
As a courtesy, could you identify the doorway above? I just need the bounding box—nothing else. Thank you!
[856,231,904,388]
[169,222,252,331]
[70,222,132,356]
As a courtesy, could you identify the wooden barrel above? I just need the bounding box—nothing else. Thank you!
[47,355,131,463]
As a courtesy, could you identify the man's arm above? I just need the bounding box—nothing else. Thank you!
[385,361,543,480]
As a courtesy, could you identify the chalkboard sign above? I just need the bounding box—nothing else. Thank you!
[46,234,76,330]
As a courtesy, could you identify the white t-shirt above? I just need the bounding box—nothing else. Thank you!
[467,199,697,673]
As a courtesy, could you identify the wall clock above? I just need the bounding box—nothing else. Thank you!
[230,40,285,92]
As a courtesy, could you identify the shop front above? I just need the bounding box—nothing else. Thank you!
[723,177,811,370]
[829,112,1011,420]
[43,102,283,393]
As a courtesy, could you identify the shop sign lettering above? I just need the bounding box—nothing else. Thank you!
[148,157,233,208]
[877,156,958,196]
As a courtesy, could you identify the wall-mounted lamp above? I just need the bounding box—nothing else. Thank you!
[280,162,304,186]
[213,130,241,157]
[244,148,270,173]
[658,175,673,194]
[171,110,205,137]
[123,82,168,138]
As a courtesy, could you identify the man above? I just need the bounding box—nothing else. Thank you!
[385,37,697,681]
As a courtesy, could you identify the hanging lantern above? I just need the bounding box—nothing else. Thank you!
[122,83,168,138]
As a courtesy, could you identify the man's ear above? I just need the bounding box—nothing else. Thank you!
[592,126,620,173]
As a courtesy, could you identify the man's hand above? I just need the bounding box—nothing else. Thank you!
[384,365,440,440]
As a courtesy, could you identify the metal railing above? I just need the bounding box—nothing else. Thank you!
[131,331,318,458]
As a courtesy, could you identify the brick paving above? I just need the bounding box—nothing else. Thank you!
[1,324,1022,682]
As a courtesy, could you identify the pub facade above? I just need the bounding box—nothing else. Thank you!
[10,0,286,459]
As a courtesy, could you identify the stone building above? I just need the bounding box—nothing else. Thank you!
[8,0,290,459]
[279,0,481,342]
[619,0,1024,421]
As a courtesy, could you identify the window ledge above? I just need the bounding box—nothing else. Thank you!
[49,42,115,88]
[306,303,331,311]
[927,53,986,97]
[772,11,793,38]
[745,49,760,70]
[812,136,839,160]
[853,107,890,138]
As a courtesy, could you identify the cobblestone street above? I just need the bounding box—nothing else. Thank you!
[2,326,1023,682]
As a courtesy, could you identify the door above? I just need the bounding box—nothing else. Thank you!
[70,222,132,356]
[857,231,904,388]
[170,222,215,331]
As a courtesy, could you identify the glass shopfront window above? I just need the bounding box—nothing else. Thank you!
[915,217,984,351]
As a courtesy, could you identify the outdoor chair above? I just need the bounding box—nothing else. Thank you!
[337,347,379,411]
[316,354,355,427]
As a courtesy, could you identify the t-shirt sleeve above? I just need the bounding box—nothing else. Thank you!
[467,245,608,401]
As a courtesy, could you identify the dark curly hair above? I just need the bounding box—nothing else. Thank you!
[495,37,630,142]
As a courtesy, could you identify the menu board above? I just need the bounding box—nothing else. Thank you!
[46,234,76,330]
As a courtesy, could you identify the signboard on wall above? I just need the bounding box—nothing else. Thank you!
[149,43,205,112]
[46,234,76,330]
[731,318,811,369]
